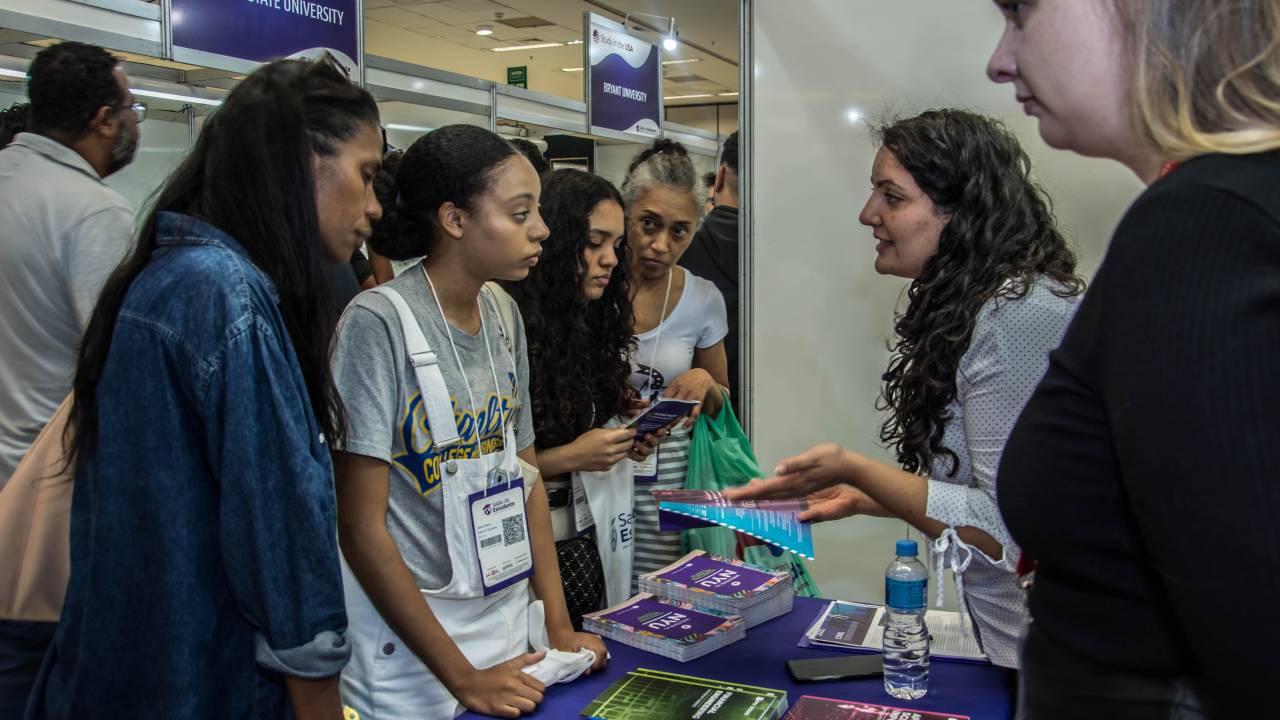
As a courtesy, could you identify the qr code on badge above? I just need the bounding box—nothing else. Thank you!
[502,515,526,546]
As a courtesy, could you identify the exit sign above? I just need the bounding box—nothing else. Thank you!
[507,66,528,88]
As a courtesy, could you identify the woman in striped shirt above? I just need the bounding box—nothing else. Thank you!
[621,139,731,586]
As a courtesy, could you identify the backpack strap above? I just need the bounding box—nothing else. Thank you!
[370,287,461,449]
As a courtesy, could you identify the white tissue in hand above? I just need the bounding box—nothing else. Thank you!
[521,648,596,685]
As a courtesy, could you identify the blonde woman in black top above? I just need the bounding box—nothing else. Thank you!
[987,2,1280,717]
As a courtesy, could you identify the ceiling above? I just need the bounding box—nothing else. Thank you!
[363,0,740,104]
[1,1,738,111]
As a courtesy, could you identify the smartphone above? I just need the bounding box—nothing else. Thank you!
[786,655,884,683]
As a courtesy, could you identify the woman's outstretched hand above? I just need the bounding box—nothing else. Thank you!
[722,443,856,502]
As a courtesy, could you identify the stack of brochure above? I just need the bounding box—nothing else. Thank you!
[582,668,789,719]
[639,550,793,628]
[582,592,746,662]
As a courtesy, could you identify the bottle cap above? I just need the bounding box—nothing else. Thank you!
[895,539,918,557]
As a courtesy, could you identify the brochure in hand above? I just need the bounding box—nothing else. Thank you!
[628,399,701,436]
[639,550,794,628]
[783,695,970,720]
[583,593,746,662]
[801,600,987,663]
[582,668,789,719]
[652,489,816,560]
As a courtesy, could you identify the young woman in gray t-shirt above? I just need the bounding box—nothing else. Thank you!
[331,125,606,719]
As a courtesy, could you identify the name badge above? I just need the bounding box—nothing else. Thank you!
[632,446,659,483]
[571,475,595,533]
[468,478,534,595]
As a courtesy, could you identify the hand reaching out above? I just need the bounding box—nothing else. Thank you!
[722,443,856,502]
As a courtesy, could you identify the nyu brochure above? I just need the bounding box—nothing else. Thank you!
[639,550,793,628]
[583,592,745,662]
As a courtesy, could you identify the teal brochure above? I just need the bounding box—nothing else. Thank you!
[653,490,816,560]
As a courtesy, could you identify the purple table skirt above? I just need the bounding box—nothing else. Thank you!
[459,596,1015,719]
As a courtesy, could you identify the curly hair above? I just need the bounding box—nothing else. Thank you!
[27,41,124,137]
[875,109,1086,476]
[504,169,635,449]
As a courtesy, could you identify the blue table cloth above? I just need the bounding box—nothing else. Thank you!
[460,596,1016,719]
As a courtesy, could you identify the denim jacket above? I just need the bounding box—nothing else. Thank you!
[29,212,350,720]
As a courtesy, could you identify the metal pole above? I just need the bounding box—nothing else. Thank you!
[159,0,173,60]
[357,0,366,87]
[738,0,753,439]
[488,83,498,133]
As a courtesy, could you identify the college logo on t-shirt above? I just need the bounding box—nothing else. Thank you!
[391,376,520,496]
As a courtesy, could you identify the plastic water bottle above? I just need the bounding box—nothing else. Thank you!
[883,539,930,700]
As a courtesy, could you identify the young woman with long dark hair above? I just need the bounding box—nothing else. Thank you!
[727,109,1085,669]
[30,56,382,720]
[504,168,658,625]
[331,126,606,720]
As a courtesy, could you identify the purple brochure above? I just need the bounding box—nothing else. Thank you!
[627,399,700,436]
[657,555,778,596]
[600,596,731,643]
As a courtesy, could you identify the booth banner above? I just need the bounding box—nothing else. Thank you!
[585,13,661,138]
[171,0,361,77]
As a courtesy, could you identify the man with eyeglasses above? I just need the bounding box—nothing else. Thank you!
[0,41,140,717]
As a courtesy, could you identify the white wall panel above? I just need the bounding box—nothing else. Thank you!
[749,0,1143,606]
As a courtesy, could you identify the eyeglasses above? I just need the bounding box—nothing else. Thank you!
[111,102,147,123]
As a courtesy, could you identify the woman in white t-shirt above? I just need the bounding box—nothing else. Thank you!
[619,139,731,583]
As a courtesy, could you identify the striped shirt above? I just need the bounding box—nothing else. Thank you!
[630,423,692,593]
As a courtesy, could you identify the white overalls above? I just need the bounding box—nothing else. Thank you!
[341,284,536,720]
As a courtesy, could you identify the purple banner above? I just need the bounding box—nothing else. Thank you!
[657,555,777,595]
[172,0,360,76]
[602,598,725,640]
[586,14,661,138]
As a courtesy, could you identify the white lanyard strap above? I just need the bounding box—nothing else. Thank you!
[371,286,461,449]
[642,269,673,401]
[423,266,509,456]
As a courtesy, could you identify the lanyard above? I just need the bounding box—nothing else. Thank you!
[641,269,673,403]
[422,265,507,455]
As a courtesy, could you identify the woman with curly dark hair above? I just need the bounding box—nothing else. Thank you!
[726,109,1085,668]
[504,168,657,624]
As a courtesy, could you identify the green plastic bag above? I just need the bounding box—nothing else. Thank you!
[682,392,821,597]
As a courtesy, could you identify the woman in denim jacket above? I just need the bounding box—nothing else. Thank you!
[27,57,383,720]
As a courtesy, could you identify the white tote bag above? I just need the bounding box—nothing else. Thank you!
[571,447,634,607]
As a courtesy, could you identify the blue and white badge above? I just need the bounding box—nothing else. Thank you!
[468,478,534,595]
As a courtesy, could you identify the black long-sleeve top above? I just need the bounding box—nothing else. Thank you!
[998,151,1280,714]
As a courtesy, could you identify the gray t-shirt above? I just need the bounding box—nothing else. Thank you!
[331,266,535,590]
[0,134,134,486]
